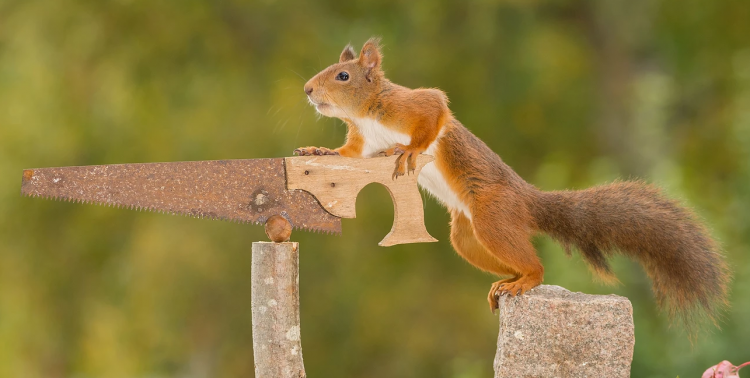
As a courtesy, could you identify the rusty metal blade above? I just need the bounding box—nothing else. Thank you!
[21,159,341,234]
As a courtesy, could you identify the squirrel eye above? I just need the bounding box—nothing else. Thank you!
[335,72,349,81]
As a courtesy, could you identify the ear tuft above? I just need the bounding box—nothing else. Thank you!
[339,44,356,63]
[359,37,382,70]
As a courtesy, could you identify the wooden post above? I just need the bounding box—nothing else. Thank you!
[251,241,306,378]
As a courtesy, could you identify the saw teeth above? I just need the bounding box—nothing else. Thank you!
[23,192,343,235]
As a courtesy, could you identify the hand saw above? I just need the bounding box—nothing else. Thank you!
[21,155,437,246]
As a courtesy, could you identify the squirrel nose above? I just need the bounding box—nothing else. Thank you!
[304,86,313,95]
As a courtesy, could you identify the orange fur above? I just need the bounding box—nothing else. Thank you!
[297,38,729,330]
[337,120,365,157]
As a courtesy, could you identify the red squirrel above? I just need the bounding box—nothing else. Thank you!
[295,38,729,326]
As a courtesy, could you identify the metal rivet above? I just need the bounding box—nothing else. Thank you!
[304,170,309,175]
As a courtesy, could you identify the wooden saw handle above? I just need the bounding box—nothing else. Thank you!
[284,155,437,246]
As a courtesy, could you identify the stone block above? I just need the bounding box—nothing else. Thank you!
[494,285,634,378]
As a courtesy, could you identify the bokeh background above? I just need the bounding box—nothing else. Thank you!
[1,0,749,377]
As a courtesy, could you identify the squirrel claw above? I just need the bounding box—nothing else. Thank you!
[384,144,423,180]
[488,277,522,313]
[489,276,540,309]
[294,147,339,156]
[392,164,406,180]
[379,144,406,157]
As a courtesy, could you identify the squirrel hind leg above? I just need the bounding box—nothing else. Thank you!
[469,196,545,299]
[449,210,519,313]
[449,210,516,275]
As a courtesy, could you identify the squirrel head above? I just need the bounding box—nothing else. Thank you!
[304,37,383,119]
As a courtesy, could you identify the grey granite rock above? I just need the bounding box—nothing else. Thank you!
[494,285,634,378]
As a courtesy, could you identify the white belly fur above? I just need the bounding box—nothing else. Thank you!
[353,117,472,219]
[355,117,411,157]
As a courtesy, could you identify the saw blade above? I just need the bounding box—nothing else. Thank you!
[21,159,341,234]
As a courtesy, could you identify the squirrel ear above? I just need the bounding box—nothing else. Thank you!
[359,37,382,73]
[339,44,356,63]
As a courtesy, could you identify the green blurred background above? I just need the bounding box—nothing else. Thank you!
[1,0,749,377]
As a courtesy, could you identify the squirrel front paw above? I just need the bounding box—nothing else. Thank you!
[293,147,340,156]
[379,144,423,180]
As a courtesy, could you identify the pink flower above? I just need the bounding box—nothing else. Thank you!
[702,360,750,378]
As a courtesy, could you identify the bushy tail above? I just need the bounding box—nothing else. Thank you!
[531,181,729,330]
